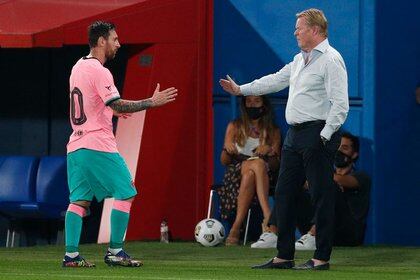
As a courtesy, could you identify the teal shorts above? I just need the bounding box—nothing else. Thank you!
[67,149,137,202]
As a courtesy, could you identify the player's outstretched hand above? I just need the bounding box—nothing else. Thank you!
[151,83,178,107]
[219,75,241,96]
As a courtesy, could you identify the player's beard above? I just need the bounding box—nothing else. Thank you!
[105,45,117,61]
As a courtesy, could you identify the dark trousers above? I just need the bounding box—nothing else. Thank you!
[270,186,366,247]
[333,191,366,246]
[274,121,340,261]
[268,189,314,235]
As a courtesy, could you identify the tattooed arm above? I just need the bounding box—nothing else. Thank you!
[110,99,153,113]
[109,83,177,113]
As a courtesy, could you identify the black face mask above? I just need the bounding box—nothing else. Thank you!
[245,106,265,120]
[334,150,352,168]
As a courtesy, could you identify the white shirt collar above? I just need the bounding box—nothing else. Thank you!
[300,38,329,64]
[314,38,329,53]
[301,38,329,56]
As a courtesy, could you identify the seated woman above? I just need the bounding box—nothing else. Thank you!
[218,95,281,245]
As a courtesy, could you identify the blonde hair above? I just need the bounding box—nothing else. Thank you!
[296,8,328,37]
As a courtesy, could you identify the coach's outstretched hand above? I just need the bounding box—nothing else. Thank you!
[151,83,178,107]
[219,75,241,96]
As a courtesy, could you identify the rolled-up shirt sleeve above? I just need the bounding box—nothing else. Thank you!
[321,57,349,140]
[240,63,291,96]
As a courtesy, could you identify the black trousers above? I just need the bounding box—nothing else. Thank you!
[270,186,366,247]
[268,188,314,235]
[274,121,340,261]
[333,191,366,246]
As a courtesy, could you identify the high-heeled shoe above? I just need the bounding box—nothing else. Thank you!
[225,229,240,246]
[261,218,270,233]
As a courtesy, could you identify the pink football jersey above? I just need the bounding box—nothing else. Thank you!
[67,57,120,153]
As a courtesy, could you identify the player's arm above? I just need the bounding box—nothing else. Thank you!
[113,111,132,118]
[109,98,153,113]
[109,83,177,113]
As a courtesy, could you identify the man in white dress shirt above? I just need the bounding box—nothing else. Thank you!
[220,8,349,270]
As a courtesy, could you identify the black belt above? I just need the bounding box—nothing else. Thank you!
[291,120,325,129]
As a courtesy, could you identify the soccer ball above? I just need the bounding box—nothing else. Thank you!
[194,218,225,247]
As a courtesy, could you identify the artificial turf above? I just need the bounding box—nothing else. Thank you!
[0,242,419,279]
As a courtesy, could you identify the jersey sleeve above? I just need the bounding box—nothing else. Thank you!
[94,68,120,105]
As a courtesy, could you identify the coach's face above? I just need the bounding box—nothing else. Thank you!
[294,17,315,52]
[105,30,121,60]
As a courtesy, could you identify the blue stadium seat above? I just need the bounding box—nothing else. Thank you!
[0,156,69,247]
[35,156,69,219]
[0,156,39,218]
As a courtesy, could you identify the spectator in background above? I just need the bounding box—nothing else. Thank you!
[415,83,420,105]
[218,95,281,246]
[296,132,371,249]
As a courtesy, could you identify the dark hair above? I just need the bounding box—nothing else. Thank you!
[234,96,278,147]
[88,21,116,48]
[341,131,359,153]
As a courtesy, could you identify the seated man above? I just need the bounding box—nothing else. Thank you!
[252,132,372,249]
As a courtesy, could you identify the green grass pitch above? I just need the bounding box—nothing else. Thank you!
[0,242,419,279]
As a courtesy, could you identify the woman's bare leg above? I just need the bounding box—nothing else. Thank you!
[226,168,256,243]
[246,159,271,222]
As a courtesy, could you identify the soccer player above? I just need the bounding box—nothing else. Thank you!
[62,21,177,268]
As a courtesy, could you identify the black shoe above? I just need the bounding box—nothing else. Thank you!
[293,259,329,270]
[252,258,294,269]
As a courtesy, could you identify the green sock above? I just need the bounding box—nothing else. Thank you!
[65,211,83,253]
[110,209,130,249]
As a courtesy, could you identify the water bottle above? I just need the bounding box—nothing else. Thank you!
[160,219,169,243]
